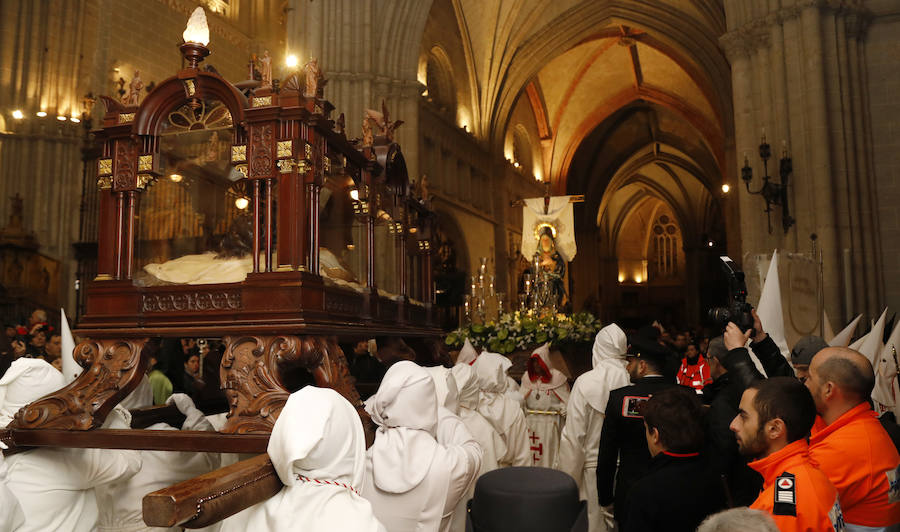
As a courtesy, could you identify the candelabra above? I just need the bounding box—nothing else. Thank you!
[464,257,505,324]
[741,132,794,234]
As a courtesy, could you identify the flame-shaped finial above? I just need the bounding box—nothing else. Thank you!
[183,7,210,46]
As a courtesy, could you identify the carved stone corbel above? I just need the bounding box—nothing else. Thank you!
[9,338,148,430]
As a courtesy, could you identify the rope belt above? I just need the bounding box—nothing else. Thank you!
[524,409,566,417]
[295,473,361,496]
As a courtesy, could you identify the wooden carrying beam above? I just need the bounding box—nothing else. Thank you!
[143,453,282,529]
[6,429,268,453]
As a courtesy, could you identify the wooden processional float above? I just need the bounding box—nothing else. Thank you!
[0,9,444,529]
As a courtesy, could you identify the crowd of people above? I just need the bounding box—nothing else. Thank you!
[1,305,900,532]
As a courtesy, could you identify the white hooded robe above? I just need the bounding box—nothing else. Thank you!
[1,359,142,532]
[221,386,385,532]
[472,352,531,467]
[520,343,570,467]
[362,361,481,532]
[555,324,631,532]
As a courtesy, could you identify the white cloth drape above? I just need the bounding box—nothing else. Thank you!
[521,196,577,262]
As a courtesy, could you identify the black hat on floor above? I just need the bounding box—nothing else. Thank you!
[469,467,584,532]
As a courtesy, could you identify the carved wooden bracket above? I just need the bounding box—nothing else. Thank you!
[219,335,370,442]
[220,336,297,434]
[9,338,148,430]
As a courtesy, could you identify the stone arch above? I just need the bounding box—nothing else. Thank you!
[425,45,457,114]
[487,3,732,154]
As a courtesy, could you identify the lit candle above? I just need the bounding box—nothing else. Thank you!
[761,128,767,144]
[782,140,788,158]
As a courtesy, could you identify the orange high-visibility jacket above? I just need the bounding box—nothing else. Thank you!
[749,439,844,532]
[809,402,900,528]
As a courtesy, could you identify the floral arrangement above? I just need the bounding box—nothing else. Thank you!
[444,310,601,354]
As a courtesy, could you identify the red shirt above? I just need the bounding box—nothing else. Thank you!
[676,355,711,391]
[749,439,843,532]
[809,402,900,527]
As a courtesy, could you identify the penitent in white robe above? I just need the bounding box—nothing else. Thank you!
[362,361,482,532]
[0,444,24,531]
[221,387,385,532]
[95,395,220,532]
[555,324,631,532]
[520,344,570,468]
[473,352,531,468]
[448,364,505,532]
[0,359,144,532]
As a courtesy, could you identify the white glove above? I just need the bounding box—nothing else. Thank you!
[166,393,213,431]
[166,393,197,415]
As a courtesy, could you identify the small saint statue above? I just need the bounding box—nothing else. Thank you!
[125,71,143,106]
[361,117,374,147]
[260,50,272,89]
[304,57,321,98]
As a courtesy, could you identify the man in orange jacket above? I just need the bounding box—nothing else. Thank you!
[731,377,844,531]
[806,347,900,529]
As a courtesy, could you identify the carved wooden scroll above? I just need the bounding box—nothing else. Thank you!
[219,335,370,441]
[219,335,298,434]
[9,338,148,430]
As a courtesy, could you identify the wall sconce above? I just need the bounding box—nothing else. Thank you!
[741,132,794,233]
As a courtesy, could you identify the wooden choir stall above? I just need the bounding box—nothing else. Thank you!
[0,24,442,529]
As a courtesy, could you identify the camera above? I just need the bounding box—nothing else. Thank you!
[708,256,755,335]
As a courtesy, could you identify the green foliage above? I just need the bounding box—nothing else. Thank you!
[445,310,601,354]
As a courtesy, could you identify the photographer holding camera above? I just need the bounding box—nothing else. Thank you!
[701,258,796,507]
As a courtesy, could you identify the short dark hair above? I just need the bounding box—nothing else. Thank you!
[750,377,816,443]
[817,355,874,402]
[642,387,706,453]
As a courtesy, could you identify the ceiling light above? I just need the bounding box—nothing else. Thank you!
[11,110,24,120]
[235,197,249,210]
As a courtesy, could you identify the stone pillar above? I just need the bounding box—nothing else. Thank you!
[721,1,883,323]
[286,0,430,178]
[0,0,93,313]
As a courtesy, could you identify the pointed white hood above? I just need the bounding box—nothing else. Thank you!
[451,364,479,411]
[0,358,65,427]
[830,314,863,347]
[365,361,439,493]
[472,352,522,434]
[873,320,900,412]
[60,308,81,384]
[858,308,888,364]
[581,324,631,412]
[757,250,789,358]
[424,365,459,415]
[456,338,478,366]
[823,310,835,343]
[521,343,568,396]
[225,386,383,532]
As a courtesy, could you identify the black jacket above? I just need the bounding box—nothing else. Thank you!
[596,376,679,525]
[623,452,727,532]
